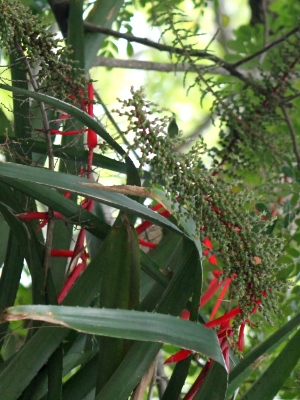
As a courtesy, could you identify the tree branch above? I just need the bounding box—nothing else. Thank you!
[93,56,229,75]
[84,22,256,87]
[280,105,300,169]
[232,26,300,68]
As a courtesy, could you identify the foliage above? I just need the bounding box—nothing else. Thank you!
[0,0,300,399]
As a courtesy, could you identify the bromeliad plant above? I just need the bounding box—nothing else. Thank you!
[0,1,300,400]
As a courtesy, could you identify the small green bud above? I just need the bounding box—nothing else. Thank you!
[168,114,179,138]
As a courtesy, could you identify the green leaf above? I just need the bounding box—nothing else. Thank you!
[281,164,294,179]
[4,305,225,367]
[0,83,125,156]
[240,329,300,400]
[194,361,228,400]
[126,41,134,57]
[0,184,45,305]
[0,231,24,349]
[0,136,130,175]
[161,355,192,400]
[96,213,141,392]
[0,237,109,398]
[255,203,269,214]
[150,188,202,256]
[0,161,182,235]
[96,238,207,399]
[0,325,69,399]
[84,0,124,71]
[62,354,98,400]
[0,217,9,265]
[228,312,300,397]
[67,0,84,69]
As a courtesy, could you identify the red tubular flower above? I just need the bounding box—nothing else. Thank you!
[17,211,49,221]
[138,239,158,249]
[202,237,213,249]
[50,129,86,135]
[164,349,192,364]
[87,83,97,150]
[51,250,74,258]
[136,204,171,235]
[57,262,86,304]
[209,277,231,320]
[182,360,213,400]
[204,307,242,329]
[200,276,224,307]
[180,309,190,320]
[208,254,217,265]
[238,321,246,351]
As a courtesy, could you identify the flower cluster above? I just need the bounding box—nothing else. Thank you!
[0,0,85,100]
[116,86,285,323]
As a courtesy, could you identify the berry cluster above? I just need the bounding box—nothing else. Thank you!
[116,86,285,322]
[0,0,85,101]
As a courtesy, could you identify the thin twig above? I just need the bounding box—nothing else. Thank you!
[232,26,300,68]
[176,115,211,152]
[84,22,220,61]
[93,88,139,159]
[14,41,54,170]
[280,105,300,169]
[281,92,300,105]
[259,0,270,64]
[14,40,55,294]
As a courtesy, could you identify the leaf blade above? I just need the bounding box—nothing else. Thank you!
[4,305,225,367]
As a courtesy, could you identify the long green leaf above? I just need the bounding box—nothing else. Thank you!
[0,325,69,400]
[67,0,84,69]
[161,355,192,400]
[0,137,129,175]
[0,83,124,156]
[194,362,228,400]
[96,238,210,399]
[0,231,24,349]
[228,312,300,397]
[0,217,9,266]
[4,305,225,367]
[96,213,140,393]
[0,161,182,235]
[1,178,110,240]
[0,185,45,305]
[0,234,110,398]
[240,329,300,400]
[151,187,202,256]
[84,0,124,71]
